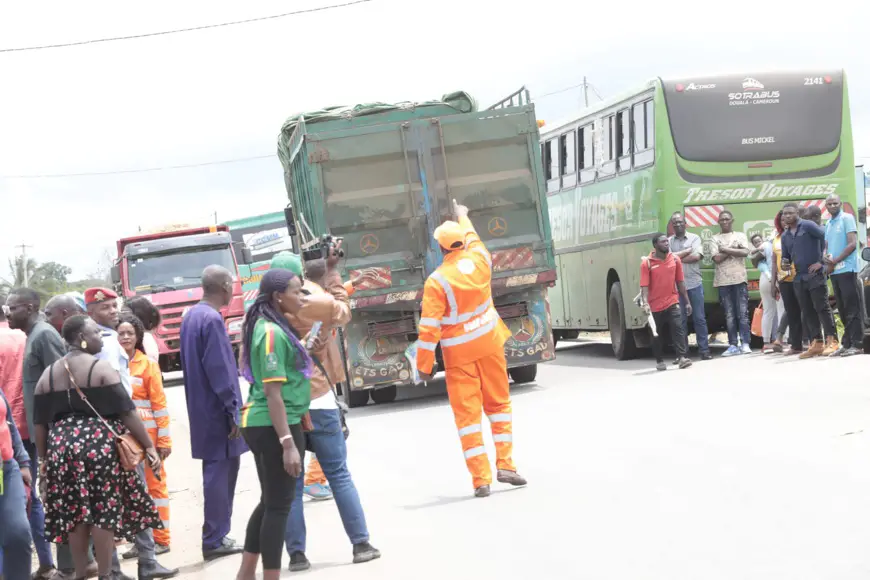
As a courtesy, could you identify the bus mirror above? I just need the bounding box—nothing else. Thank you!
[862,247,870,262]
[110,265,121,285]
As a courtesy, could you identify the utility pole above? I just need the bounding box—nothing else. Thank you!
[16,243,33,287]
[583,76,589,107]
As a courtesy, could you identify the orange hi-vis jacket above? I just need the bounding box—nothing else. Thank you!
[130,349,172,544]
[417,216,511,373]
[130,351,172,449]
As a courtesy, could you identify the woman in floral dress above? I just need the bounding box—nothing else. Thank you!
[32,315,163,580]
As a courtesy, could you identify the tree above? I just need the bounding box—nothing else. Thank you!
[3,257,74,300]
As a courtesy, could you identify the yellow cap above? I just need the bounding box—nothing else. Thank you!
[433,221,465,250]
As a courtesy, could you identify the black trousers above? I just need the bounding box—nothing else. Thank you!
[242,422,305,570]
[650,303,686,362]
[794,274,836,342]
[831,272,864,349]
[779,281,803,350]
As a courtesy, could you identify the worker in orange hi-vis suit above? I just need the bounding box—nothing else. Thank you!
[416,199,528,498]
[117,313,173,553]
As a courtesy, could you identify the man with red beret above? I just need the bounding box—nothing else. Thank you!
[84,288,178,580]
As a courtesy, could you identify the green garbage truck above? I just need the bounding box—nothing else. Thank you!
[277,88,557,406]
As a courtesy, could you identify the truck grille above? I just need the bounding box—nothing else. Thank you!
[155,300,199,339]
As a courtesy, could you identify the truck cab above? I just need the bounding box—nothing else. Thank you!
[111,224,250,372]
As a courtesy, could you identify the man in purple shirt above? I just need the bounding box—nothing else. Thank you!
[180,265,248,561]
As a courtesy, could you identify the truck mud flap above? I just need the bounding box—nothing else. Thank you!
[498,287,555,367]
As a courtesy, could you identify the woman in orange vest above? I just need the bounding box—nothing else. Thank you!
[417,200,527,498]
[117,312,173,554]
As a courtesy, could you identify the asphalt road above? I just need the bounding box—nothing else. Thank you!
[116,341,870,579]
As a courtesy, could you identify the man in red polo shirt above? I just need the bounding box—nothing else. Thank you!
[640,233,693,371]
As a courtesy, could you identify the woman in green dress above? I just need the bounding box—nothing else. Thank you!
[235,268,314,580]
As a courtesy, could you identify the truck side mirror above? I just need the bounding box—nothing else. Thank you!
[110,265,121,285]
[242,247,253,265]
[862,247,870,262]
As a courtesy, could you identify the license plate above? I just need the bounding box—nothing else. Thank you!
[747,280,759,291]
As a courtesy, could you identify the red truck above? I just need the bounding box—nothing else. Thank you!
[110,224,251,372]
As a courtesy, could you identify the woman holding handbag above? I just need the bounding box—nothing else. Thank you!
[32,315,163,580]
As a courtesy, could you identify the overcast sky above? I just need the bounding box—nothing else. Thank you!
[1,0,868,280]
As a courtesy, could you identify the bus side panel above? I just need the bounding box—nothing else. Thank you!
[549,254,569,327]
[620,240,653,331]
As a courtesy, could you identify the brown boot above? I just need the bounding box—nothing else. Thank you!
[496,469,528,486]
[799,339,825,359]
[821,336,840,356]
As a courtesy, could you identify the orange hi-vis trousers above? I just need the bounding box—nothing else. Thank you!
[445,350,516,489]
[304,454,327,486]
[145,460,170,546]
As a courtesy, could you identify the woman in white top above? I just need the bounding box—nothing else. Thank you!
[124,297,161,363]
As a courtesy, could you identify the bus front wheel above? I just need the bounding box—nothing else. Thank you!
[608,282,638,360]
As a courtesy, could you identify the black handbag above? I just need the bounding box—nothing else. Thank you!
[306,355,350,452]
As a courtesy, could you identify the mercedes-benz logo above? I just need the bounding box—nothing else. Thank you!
[488,217,508,237]
[360,233,380,254]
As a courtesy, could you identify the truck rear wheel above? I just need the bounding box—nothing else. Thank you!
[608,281,638,360]
[370,385,398,404]
[508,364,537,384]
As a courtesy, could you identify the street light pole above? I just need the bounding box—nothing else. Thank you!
[16,243,32,287]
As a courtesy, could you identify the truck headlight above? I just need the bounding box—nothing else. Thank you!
[227,319,243,334]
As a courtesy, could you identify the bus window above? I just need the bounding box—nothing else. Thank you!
[599,115,616,178]
[546,138,560,193]
[579,124,596,184]
[617,109,631,172]
[561,131,577,188]
[633,99,655,166]
[542,143,549,180]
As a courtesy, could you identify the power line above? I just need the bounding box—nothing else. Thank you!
[0,0,372,53]
[1,154,275,179]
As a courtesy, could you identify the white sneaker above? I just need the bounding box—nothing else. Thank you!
[740,344,752,354]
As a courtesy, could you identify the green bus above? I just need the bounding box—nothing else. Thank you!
[542,70,861,358]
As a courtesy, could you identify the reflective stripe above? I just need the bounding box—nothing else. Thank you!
[157,428,171,437]
[440,318,497,347]
[152,498,170,507]
[419,317,441,328]
[457,423,481,437]
[152,409,169,418]
[464,446,487,459]
[488,413,512,423]
[493,433,513,443]
[133,400,152,409]
[472,246,492,267]
[454,298,492,324]
[142,420,157,429]
[431,271,459,323]
[418,340,437,352]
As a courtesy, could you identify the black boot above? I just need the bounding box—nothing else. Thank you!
[137,561,179,580]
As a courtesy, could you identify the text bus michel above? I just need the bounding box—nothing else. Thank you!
[542,69,859,358]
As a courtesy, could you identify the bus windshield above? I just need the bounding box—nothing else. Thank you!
[662,71,843,163]
[127,245,236,294]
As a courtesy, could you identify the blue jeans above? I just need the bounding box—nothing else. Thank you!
[285,408,369,554]
[23,439,54,568]
[0,459,34,580]
[679,285,710,354]
[718,282,751,347]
